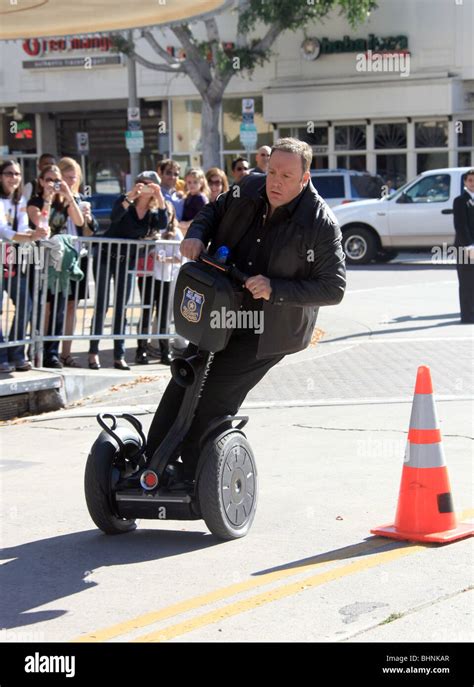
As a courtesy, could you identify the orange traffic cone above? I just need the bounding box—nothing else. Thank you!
[371,365,474,543]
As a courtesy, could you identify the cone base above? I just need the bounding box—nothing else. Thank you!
[371,520,474,544]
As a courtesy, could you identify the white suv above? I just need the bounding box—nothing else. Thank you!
[331,167,469,264]
[311,169,384,207]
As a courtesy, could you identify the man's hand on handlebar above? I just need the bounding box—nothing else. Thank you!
[245,275,273,301]
[180,238,205,260]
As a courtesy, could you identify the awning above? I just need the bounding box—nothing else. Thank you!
[0,0,228,40]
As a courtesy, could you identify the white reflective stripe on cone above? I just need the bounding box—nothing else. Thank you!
[408,392,439,430]
[404,441,446,469]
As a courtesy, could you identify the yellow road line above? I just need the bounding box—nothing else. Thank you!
[73,509,473,643]
[133,544,426,642]
[73,538,388,642]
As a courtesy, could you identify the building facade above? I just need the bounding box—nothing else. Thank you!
[0,0,472,191]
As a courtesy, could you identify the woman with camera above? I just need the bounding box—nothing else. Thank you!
[88,171,167,370]
[27,165,83,368]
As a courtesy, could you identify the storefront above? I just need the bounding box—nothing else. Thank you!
[263,0,474,187]
[1,0,472,189]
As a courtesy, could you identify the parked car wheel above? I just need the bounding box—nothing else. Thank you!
[342,226,378,264]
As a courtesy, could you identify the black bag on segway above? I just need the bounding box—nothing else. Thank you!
[174,261,241,352]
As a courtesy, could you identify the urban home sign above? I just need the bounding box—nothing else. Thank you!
[301,34,409,60]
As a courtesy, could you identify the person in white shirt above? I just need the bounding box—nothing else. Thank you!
[1,160,49,372]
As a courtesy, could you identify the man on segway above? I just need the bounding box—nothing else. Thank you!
[145,137,346,483]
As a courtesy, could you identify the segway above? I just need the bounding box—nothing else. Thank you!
[84,251,258,540]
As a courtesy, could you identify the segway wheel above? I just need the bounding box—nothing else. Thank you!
[84,441,137,535]
[198,431,257,540]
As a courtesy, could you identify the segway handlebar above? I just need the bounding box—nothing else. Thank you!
[197,252,249,287]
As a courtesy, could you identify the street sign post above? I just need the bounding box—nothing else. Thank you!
[76,132,89,186]
[240,98,257,151]
[76,132,89,154]
[127,107,141,131]
[125,130,144,153]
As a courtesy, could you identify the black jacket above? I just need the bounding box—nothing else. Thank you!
[187,175,346,358]
[453,191,474,247]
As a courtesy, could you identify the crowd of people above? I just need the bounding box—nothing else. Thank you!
[0,146,272,372]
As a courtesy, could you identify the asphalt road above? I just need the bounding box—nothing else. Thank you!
[1,260,473,654]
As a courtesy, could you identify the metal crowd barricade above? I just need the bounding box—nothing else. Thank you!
[1,237,184,368]
[1,240,41,362]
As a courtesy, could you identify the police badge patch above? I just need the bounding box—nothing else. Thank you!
[180,286,205,323]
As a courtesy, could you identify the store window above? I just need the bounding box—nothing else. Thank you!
[415,121,448,148]
[376,153,407,187]
[457,120,473,167]
[414,120,449,173]
[417,152,449,174]
[374,123,407,149]
[295,126,328,147]
[172,99,202,159]
[336,154,366,171]
[312,155,329,169]
[459,151,473,167]
[457,120,472,147]
[335,125,366,150]
[276,125,328,168]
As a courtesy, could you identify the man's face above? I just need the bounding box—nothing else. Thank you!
[161,166,180,189]
[233,161,249,182]
[39,157,55,171]
[464,174,474,194]
[256,147,271,171]
[266,150,310,209]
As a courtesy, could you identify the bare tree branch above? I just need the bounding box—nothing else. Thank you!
[171,24,212,94]
[141,29,180,67]
[253,23,283,55]
[128,50,185,74]
[204,16,221,72]
[236,0,251,49]
[171,25,209,71]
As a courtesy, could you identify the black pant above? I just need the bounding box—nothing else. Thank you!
[146,330,284,478]
[137,277,171,354]
[89,257,134,358]
[457,263,474,322]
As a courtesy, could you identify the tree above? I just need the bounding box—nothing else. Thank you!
[113,0,377,170]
